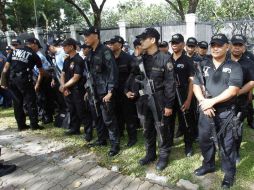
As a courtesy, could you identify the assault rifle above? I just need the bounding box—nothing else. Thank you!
[135,57,163,142]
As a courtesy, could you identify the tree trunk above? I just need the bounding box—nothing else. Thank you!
[187,0,199,14]
[0,0,7,32]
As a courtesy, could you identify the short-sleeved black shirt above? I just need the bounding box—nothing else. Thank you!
[62,53,84,91]
[172,52,195,88]
[194,59,243,108]
[8,46,42,73]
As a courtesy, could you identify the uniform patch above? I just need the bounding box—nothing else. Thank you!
[166,62,173,71]
[177,64,184,69]
[222,67,231,73]
[69,62,74,69]
[104,51,112,61]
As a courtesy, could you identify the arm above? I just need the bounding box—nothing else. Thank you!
[59,72,65,93]
[34,68,45,92]
[238,81,254,96]
[63,74,81,88]
[0,62,10,88]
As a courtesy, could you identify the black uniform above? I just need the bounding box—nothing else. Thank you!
[114,51,139,144]
[86,43,120,154]
[243,50,254,127]
[7,46,42,130]
[194,58,243,181]
[129,51,175,165]
[169,52,195,154]
[233,55,254,155]
[62,53,92,134]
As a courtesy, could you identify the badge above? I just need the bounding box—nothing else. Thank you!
[70,62,74,70]
[166,62,173,71]
[104,50,112,61]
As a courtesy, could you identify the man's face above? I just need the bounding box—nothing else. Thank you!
[171,42,184,53]
[186,45,196,55]
[63,45,73,54]
[140,37,155,51]
[82,47,90,56]
[48,45,56,54]
[159,46,169,54]
[109,42,121,52]
[211,43,228,59]
[230,43,244,57]
[84,34,97,46]
[198,47,208,56]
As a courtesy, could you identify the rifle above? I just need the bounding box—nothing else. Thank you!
[174,74,190,129]
[84,60,99,117]
[48,58,61,83]
[135,57,163,142]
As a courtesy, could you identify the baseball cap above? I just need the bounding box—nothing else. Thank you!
[210,34,229,45]
[136,27,160,41]
[109,35,124,44]
[170,34,184,43]
[159,41,169,48]
[62,38,77,47]
[231,34,246,45]
[6,46,12,50]
[48,39,63,46]
[80,26,100,36]
[25,38,42,48]
[186,37,198,46]
[198,41,208,49]
[11,39,21,45]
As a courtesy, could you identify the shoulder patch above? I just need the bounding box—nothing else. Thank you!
[167,61,174,71]
[104,50,112,61]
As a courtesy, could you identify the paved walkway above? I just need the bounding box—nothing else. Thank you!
[0,126,178,190]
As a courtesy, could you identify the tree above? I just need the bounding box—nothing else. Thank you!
[0,0,7,31]
[64,0,107,27]
[164,0,199,21]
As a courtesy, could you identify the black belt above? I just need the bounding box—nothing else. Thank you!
[215,105,235,113]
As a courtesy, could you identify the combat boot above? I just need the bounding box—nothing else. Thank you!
[108,144,120,157]
[0,163,17,177]
[156,157,169,171]
[139,154,157,166]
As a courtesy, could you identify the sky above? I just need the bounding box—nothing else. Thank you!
[100,0,165,9]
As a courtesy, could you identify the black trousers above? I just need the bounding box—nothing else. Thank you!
[93,95,120,148]
[199,108,237,177]
[65,89,92,133]
[115,92,138,141]
[139,94,171,159]
[9,77,38,129]
[168,96,194,148]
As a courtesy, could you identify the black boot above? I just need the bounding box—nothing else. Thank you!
[139,154,157,166]
[0,163,17,177]
[31,124,45,130]
[126,124,137,147]
[221,174,234,189]
[18,124,30,131]
[108,144,120,157]
[156,157,169,171]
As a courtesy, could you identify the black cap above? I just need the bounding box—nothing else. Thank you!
[198,41,208,49]
[25,38,42,48]
[210,34,229,45]
[109,35,124,44]
[48,39,63,46]
[6,46,12,50]
[62,38,77,47]
[159,41,169,48]
[231,34,246,45]
[11,39,21,45]
[170,34,184,43]
[136,27,160,41]
[133,38,141,47]
[186,37,197,46]
[80,26,100,36]
[80,43,90,49]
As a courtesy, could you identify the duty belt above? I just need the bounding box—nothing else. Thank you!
[215,105,235,113]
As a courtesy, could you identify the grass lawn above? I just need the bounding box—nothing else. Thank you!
[0,108,253,190]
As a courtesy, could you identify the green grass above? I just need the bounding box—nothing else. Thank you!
[1,107,254,190]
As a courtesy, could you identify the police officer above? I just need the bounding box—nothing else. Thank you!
[229,34,254,162]
[158,41,171,55]
[169,34,195,156]
[82,26,120,157]
[197,41,210,61]
[26,38,54,124]
[186,37,198,58]
[108,35,139,147]
[0,38,45,131]
[128,28,175,170]
[193,34,243,189]
[59,38,92,136]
